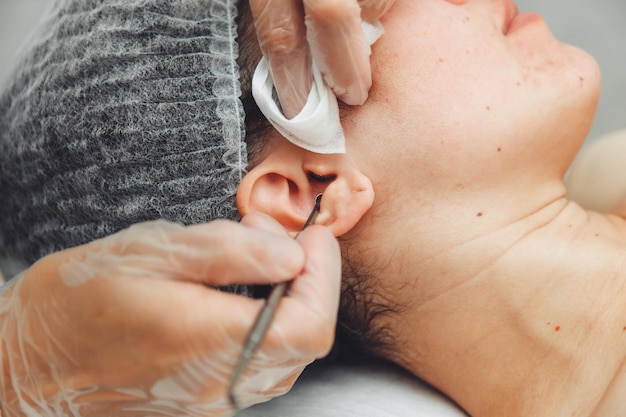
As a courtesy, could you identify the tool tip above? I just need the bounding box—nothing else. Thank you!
[314,193,323,208]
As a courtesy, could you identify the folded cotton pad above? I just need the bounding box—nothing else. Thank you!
[252,21,384,154]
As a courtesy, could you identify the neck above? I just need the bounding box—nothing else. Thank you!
[393,200,626,417]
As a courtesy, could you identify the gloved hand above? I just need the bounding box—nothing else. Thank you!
[250,0,396,118]
[0,214,341,417]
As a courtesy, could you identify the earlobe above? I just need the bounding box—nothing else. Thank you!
[237,139,374,236]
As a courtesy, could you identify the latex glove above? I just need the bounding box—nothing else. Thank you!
[0,215,341,417]
[250,0,396,118]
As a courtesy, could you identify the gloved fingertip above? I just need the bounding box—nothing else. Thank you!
[273,243,307,278]
[241,212,290,236]
[336,84,370,106]
[296,225,341,272]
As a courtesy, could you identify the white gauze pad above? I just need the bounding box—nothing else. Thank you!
[251,21,385,154]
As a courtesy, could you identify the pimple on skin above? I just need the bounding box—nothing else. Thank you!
[555,325,561,332]
[476,212,483,217]
[497,147,502,152]
[486,105,491,111]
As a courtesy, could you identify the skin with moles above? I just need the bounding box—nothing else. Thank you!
[238,0,626,415]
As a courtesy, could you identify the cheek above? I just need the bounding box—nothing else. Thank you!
[350,2,601,193]
[374,19,599,141]
[370,37,521,150]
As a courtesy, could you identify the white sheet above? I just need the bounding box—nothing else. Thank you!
[237,360,468,417]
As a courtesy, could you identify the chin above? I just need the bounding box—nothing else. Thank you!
[559,40,602,95]
[550,42,602,139]
[573,48,602,134]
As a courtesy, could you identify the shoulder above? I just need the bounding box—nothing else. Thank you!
[566,128,626,214]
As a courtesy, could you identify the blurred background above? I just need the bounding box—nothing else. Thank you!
[0,0,624,143]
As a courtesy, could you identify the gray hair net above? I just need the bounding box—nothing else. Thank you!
[0,0,247,277]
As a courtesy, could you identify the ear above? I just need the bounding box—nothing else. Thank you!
[237,138,374,236]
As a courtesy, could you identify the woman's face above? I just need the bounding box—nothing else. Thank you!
[345,0,600,186]
[342,0,600,245]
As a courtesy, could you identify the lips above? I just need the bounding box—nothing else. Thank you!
[502,0,520,34]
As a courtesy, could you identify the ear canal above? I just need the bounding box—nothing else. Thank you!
[237,149,375,237]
